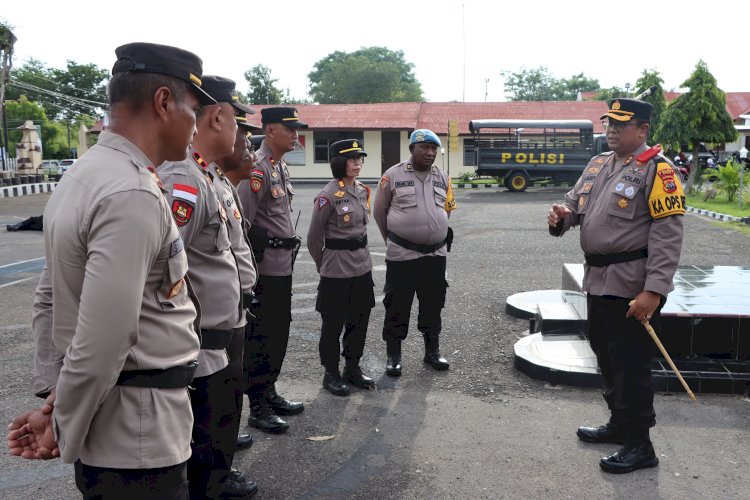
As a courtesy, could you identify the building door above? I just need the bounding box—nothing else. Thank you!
[381,131,401,174]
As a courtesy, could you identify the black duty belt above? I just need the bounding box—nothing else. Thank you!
[387,230,446,254]
[584,248,648,267]
[325,235,368,250]
[268,236,299,249]
[116,360,198,389]
[200,327,242,350]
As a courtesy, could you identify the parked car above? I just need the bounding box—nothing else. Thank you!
[40,159,61,174]
[60,159,76,173]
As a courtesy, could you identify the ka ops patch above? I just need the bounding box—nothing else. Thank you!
[649,162,686,219]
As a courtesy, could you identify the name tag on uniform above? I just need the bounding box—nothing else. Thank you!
[395,181,415,188]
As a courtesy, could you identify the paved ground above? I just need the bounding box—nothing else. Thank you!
[0,186,748,499]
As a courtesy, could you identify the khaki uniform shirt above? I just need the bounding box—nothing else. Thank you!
[373,159,456,261]
[42,130,200,468]
[551,143,685,298]
[307,179,372,278]
[236,141,295,276]
[210,163,257,296]
[159,150,242,378]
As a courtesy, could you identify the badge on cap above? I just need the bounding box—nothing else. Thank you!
[612,100,621,110]
[415,132,425,142]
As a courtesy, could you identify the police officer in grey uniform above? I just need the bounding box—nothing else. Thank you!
[307,139,376,396]
[373,129,457,377]
[549,98,685,474]
[214,117,259,454]
[7,42,208,499]
[159,76,257,498]
[237,108,306,434]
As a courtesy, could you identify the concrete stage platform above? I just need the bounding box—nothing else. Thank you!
[511,264,750,395]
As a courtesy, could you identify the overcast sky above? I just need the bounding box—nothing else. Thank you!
[3,0,748,104]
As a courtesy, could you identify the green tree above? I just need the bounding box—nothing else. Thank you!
[244,64,283,105]
[7,59,107,120]
[702,158,742,202]
[308,47,423,104]
[594,86,627,102]
[656,60,738,191]
[4,95,70,157]
[634,69,667,144]
[501,67,600,101]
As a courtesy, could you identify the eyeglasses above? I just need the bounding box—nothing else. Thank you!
[602,119,640,132]
[347,157,365,164]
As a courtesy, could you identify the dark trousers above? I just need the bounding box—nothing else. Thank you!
[187,352,242,499]
[316,272,375,369]
[244,274,293,397]
[382,257,447,342]
[586,294,662,433]
[74,460,188,500]
[226,325,245,435]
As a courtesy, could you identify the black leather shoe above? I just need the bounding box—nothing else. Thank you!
[600,442,659,474]
[386,341,402,377]
[218,476,258,498]
[265,386,304,415]
[248,398,289,434]
[236,433,253,451]
[577,424,626,444]
[343,364,375,390]
[229,468,246,483]
[323,371,351,396]
[423,352,450,371]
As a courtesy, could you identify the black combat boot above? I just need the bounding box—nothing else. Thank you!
[342,359,375,390]
[265,385,304,415]
[235,433,253,451]
[386,340,402,377]
[423,334,449,371]
[600,429,659,474]
[577,423,626,444]
[322,367,351,396]
[248,396,288,434]
[217,474,258,498]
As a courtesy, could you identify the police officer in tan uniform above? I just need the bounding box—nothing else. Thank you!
[7,42,208,498]
[214,118,259,454]
[548,98,685,474]
[237,108,306,434]
[158,76,257,498]
[373,129,457,377]
[307,139,376,396]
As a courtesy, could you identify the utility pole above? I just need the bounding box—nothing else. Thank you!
[484,78,489,102]
[0,23,18,171]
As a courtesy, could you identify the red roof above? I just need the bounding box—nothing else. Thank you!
[579,90,681,103]
[580,91,750,119]
[245,103,421,131]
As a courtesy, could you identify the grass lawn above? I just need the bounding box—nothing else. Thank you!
[686,192,750,218]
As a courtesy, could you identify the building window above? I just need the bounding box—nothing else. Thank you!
[463,139,476,166]
[313,131,364,163]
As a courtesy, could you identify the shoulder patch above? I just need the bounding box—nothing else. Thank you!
[172,183,198,204]
[649,162,686,220]
[251,169,264,178]
[317,197,329,210]
[250,177,263,193]
[379,175,390,189]
[171,200,194,226]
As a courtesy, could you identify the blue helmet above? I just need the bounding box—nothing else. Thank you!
[409,129,442,147]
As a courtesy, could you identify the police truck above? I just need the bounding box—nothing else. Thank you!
[468,119,609,191]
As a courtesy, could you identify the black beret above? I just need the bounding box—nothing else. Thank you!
[260,107,307,128]
[112,42,215,105]
[330,139,367,158]
[600,98,653,122]
[201,76,255,114]
[236,114,263,133]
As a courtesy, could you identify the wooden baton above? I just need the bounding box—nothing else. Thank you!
[629,300,697,401]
